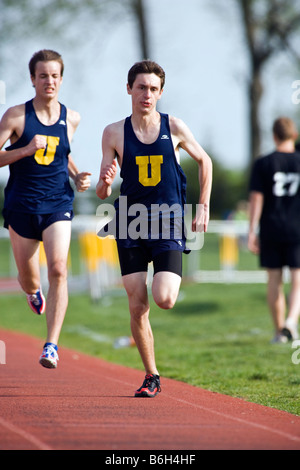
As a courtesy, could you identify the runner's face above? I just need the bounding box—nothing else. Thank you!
[127,73,163,114]
[31,61,63,100]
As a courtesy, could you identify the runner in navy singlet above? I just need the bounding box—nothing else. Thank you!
[248,117,300,343]
[3,99,74,217]
[0,50,91,368]
[96,60,213,397]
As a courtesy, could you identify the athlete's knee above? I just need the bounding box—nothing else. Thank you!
[152,278,180,310]
[152,270,181,310]
[155,295,176,310]
[153,289,177,310]
[47,259,68,282]
[129,297,149,321]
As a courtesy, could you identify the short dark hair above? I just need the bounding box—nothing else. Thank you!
[273,117,297,141]
[127,60,165,90]
[29,50,64,77]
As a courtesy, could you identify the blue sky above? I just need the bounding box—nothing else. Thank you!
[0,0,298,185]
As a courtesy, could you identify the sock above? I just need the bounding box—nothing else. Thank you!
[44,342,58,351]
[26,288,41,297]
[285,318,296,330]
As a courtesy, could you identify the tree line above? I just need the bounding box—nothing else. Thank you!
[1,0,300,164]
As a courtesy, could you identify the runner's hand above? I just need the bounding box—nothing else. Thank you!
[25,135,47,156]
[75,172,92,192]
[101,160,117,187]
[192,203,210,233]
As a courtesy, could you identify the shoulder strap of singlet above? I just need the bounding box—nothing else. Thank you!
[25,99,34,115]
[124,115,132,135]
[159,113,170,132]
[59,103,67,121]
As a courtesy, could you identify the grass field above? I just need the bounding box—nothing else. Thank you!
[0,281,299,416]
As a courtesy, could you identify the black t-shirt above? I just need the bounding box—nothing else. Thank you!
[249,151,300,242]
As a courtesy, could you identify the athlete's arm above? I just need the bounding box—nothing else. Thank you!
[66,108,80,143]
[248,191,264,255]
[68,155,91,193]
[65,109,91,192]
[0,106,46,168]
[170,116,213,232]
[96,123,120,200]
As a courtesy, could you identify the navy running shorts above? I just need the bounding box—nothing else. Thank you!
[3,210,74,241]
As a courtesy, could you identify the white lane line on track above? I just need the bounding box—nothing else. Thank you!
[0,416,52,450]
[168,396,300,444]
[66,361,300,444]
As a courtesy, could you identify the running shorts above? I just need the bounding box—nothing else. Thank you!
[260,238,300,269]
[3,210,74,241]
[117,240,183,277]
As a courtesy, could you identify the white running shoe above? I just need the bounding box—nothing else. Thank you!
[39,343,59,369]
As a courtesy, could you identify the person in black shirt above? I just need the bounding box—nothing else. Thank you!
[248,117,300,343]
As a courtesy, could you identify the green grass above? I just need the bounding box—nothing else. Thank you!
[0,238,12,276]
[0,282,299,416]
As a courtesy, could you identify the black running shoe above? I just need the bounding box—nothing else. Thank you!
[280,327,293,341]
[135,374,161,398]
[280,325,299,341]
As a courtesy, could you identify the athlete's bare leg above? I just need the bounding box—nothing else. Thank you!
[42,220,71,345]
[9,221,71,345]
[122,272,158,376]
[267,269,286,334]
[122,270,181,376]
[8,226,41,294]
[286,269,300,327]
[152,271,181,310]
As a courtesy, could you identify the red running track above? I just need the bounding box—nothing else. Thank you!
[0,328,299,451]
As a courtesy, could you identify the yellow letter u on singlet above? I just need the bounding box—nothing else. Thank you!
[34,135,60,166]
[136,155,163,187]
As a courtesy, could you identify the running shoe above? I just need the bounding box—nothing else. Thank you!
[280,323,299,342]
[26,289,46,315]
[39,343,59,369]
[135,374,161,398]
[270,333,288,344]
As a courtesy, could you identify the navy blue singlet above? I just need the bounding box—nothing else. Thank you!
[3,99,74,215]
[114,113,188,247]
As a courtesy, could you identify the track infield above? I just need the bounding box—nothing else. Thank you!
[0,328,299,451]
